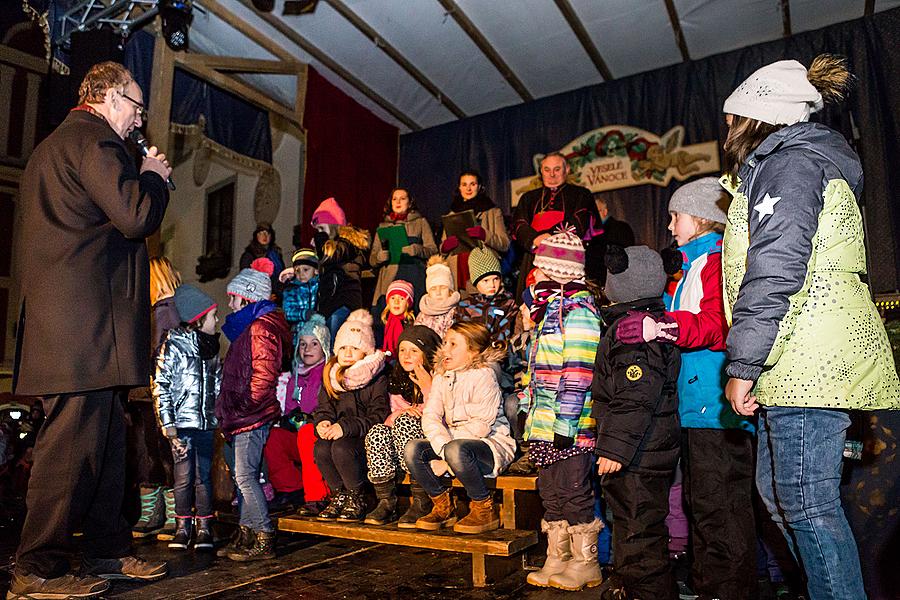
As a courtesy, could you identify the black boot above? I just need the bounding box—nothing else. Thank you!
[216,525,254,557]
[364,480,398,525]
[168,517,192,550]
[228,530,276,562]
[336,489,366,522]
[398,482,433,529]
[194,517,214,550]
[317,489,348,521]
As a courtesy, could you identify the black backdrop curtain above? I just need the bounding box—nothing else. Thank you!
[399,8,900,294]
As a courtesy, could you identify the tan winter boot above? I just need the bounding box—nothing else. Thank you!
[453,496,500,534]
[415,489,457,530]
[526,519,572,586]
[548,518,603,590]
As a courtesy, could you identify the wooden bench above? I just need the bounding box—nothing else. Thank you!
[275,474,541,587]
[277,516,537,587]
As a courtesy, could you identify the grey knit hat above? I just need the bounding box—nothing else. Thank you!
[227,267,271,303]
[297,313,331,358]
[468,245,501,286]
[174,284,217,324]
[605,245,667,305]
[668,177,728,224]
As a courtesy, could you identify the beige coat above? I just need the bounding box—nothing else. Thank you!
[369,210,438,305]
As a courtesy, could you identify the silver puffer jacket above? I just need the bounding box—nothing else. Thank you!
[153,328,221,431]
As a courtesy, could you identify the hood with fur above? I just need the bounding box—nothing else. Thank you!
[433,342,506,375]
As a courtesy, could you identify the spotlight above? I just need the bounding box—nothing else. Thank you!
[251,0,275,11]
[9,410,21,420]
[283,0,319,16]
[160,0,193,51]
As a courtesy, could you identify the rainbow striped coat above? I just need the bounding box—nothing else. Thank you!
[520,290,601,447]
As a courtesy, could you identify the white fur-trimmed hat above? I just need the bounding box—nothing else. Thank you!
[723,60,823,126]
[334,309,376,354]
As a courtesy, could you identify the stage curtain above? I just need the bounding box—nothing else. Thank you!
[399,8,900,294]
[301,67,398,243]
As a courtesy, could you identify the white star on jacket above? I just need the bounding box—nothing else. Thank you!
[753,193,781,223]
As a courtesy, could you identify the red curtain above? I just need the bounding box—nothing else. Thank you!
[302,67,398,242]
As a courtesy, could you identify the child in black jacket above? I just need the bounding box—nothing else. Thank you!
[592,246,681,600]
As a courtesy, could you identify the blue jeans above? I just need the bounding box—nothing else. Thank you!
[233,425,273,533]
[756,406,865,600]
[171,428,214,518]
[404,439,494,501]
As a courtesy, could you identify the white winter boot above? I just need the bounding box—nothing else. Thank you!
[548,518,604,590]
[526,519,572,587]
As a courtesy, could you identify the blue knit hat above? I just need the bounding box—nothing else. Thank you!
[297,313,331,358]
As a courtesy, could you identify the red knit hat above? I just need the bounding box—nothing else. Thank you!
[386,280,414,306]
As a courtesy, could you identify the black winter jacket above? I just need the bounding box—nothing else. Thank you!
[313,369,390,439]
[592,298,681,475]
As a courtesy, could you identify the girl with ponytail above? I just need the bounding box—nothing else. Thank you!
[720,54,899,599]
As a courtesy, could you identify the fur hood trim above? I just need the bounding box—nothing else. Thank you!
[338,225,371,251]
[433,342,506,375]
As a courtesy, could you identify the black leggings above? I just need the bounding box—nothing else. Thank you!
[313,437,367,492]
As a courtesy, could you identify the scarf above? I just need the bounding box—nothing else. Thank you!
[418,290,461,316]
[529,279,589,325]
[450,192,496,215]
[388,211,409,222]
[330,351,387,393]
[222,300,278,342]
[382,313,407,356]
[197,331,220,360]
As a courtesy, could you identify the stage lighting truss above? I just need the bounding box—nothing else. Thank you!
[55,0,197,50]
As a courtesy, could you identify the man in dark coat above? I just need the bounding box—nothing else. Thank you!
[10,61,171,599]
[584,195,636,285]
[512,153,598,297]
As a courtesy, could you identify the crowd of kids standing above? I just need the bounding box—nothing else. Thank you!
[144,55,899,600]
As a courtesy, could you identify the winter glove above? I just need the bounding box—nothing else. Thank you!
[440,236,460,254]
[616,311,679,344]
[465,226,486,241]
[553,433,574,450]
[377,249,391,264]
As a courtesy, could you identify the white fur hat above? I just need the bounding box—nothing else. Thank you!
[334,309,376,354]
[723,60,823,126]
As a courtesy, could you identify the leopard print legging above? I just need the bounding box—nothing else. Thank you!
[365,411,424,483]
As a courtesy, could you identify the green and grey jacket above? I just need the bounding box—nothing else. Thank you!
[721,122,899,410]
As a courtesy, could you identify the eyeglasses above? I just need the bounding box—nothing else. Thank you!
[120,92,148,121]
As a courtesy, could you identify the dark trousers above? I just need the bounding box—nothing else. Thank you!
[125,398,174,486]
[537,453,595,525]
[171,428,214,517]
[16,389,132,579]
[603,470,677,600]
[313,437,366,492]
[682,428,757,600]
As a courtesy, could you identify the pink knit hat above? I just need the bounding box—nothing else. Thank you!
[533,226,586,283]
[311,197,346,227]
[386,280,414,306]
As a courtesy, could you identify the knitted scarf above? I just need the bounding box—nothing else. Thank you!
[529,279,589,325]
[382,313,407,356]
[222,300,277,342]
[418,291,461,316]
[330,351,387,393]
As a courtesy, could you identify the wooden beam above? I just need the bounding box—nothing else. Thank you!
[182,54,301,75]
[325,0,466,119]
[175,56,302,128]
[865,0,875,16]
[435,0,533,102]
[235,0,421,131]
[663,0,690,62]
[201,0,296,64]
[145,37,176,257]
[781,0,792,37]
[553,0,613,81]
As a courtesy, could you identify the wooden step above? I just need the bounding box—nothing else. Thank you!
[400,473,537,491]
[276,515,536,556]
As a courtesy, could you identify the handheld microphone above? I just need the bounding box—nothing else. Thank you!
[129,130,176,190]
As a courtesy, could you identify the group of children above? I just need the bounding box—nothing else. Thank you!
[148,55,900,600]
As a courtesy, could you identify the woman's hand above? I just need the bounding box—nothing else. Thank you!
[725,378,759,416]
[596,456,623,475]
